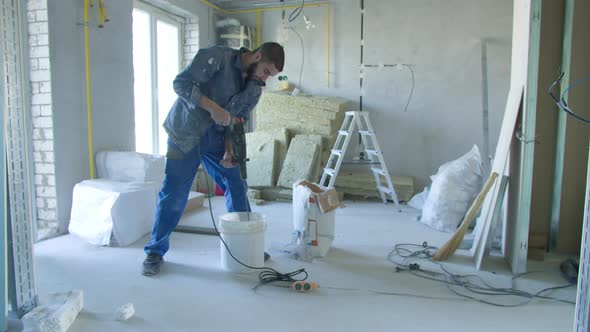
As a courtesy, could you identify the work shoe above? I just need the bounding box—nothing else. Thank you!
[264,252,271,262]
[142,253,163,276]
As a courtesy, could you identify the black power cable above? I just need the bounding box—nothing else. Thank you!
[549,70,590,124]
[200,148,308,291]
[387,242,575,307]
[288,0,305,23]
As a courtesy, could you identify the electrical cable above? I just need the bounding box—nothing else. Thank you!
[548,71,590,124]
[288,0,305,22]
[402,64,415,113]
[288,27,304,88]
[387,242,576,307]
[199,147,308,291]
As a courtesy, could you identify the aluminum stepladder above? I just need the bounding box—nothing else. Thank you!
[319,111,400,210]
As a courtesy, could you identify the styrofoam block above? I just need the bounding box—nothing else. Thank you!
[22,290,83,332]
[96,151,165,184]
[184,191,205,213]
[114,303,135,321]
[68,180,156,246]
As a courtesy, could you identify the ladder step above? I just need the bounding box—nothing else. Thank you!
[371,167,386,176]
[324,168,335,176]
[366,149,380,155]
[359,130,374,136]
[338,130,350,136]
[331,149,342,156]
[378,186,394,195]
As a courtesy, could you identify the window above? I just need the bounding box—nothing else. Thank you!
[132,3,183,155]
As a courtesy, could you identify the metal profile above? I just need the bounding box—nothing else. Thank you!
[574,140,590,332]
[0,0,38,317]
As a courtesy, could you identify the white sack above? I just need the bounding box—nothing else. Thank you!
[420,145,483,233]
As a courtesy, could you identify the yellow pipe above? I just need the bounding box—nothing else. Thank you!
[84,0,96,179]
[326,4,330,88]
[256,10,261,47]
[228,3,326,14]
[199,0,230,14]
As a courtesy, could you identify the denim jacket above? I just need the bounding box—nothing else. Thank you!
[162,46,263,153]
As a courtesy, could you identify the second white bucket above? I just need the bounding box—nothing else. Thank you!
[218,212,266,273]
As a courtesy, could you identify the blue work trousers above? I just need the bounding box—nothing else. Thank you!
[144,129,251,256]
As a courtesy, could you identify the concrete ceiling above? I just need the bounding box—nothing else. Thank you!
[208,0,308,10]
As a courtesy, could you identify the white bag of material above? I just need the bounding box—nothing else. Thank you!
[68,180,157,246]
[420,145,483,233]
[95,151,165,184]
[287,181,338,261]
[408,187,429,210]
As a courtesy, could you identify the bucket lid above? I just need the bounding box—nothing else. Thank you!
[218,212,266,234]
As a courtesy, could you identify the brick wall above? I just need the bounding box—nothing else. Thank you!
[183,16,199,67]
[27,0,57,239]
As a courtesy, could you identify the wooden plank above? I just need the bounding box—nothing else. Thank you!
[471,86,523,269]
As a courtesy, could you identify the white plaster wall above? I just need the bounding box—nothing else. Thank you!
[47,0,215,231]
[233,0,513,189]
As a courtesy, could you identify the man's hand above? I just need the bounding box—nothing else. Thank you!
[220,151,236,168]
[209,107,231,126]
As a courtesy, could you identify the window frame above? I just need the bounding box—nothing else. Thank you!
[133,1,184,155]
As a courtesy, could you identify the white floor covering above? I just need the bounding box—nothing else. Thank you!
[29,198,576,332]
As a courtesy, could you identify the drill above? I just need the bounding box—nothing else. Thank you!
[229,120,248,180]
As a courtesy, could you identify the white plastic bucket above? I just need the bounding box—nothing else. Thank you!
[218,212,266,273]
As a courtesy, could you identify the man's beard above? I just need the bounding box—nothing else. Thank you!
[246,61,259,80]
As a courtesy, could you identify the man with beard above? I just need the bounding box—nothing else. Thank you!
[142,42,284,276]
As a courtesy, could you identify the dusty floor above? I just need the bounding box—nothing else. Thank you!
[28,198,576,332]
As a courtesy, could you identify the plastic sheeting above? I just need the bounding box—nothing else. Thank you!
[68,180,157,246]
[420,145,483,233]
[287,181,337,261]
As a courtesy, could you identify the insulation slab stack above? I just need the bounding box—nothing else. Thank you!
[256,91,349,148]
[246,128,290,187]
[255,91,349,192]
[334,171,415,202]
[277,134,323,188]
